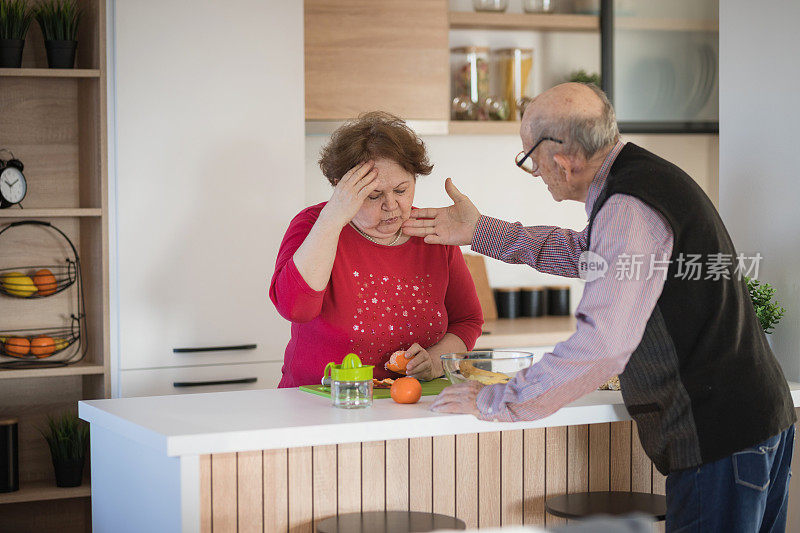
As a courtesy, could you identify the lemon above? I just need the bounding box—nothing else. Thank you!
[1,272,37,297]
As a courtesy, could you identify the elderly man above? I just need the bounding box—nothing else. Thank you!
[402,83,796,532]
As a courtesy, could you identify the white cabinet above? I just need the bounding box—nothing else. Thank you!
[120,361,283,398]
[112,1,305,379]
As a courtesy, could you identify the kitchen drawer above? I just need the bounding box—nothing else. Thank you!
[120,336,282,371]
[119,361,283,398]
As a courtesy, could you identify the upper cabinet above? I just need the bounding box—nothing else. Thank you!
[304,0,449,121]
[304,0,718,134]
[602,0,719,133]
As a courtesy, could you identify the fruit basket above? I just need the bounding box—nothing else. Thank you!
[0,222,79,299]
[0,221,87,369]
[441,350,535,385]
[0,260,78,298]
[0,316,83,365]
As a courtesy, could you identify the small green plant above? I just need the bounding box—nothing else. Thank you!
[34,0,80,41]
[745,277,786,334]
[40,411,89,461]
[568,69,601,87]
[0,0,34,40]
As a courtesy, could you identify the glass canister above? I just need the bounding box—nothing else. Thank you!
[323,353,373,409]
[522,0,558,13]
[451,46,490,120]
[494,48,534,121]
[472,0,508,12]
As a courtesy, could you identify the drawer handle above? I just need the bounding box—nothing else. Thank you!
[173,377,257,388]
[173,344,257,354]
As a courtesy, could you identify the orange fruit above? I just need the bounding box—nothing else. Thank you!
[390,377,422,404]
[31,335,56,358]
[32,269,58,296]
[5,337,30,357]
[385,350,412,374]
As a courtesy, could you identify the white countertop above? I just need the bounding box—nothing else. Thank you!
[79,383,800,458]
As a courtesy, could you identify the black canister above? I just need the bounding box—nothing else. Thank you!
[547,286,571,316]
[0,417,19,493]
[494,287,522,319]
[520,286,546,317]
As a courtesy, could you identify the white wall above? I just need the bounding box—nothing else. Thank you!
[719,0,800,382]
[719,2,800,529]
[306,133,718,313]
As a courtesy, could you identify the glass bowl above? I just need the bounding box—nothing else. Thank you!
[440,350,535,385]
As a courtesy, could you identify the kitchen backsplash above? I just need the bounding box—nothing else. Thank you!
[305,133,718,315]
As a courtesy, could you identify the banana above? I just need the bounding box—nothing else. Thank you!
[459,360,510,385]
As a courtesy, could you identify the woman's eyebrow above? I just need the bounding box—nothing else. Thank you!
[372,180,411,193]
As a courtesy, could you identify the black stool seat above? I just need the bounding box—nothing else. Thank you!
[316,511,466,533]
[545,491,667,521]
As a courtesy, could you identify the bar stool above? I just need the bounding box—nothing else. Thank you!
[316,511,466,532]
[545,491,666,522]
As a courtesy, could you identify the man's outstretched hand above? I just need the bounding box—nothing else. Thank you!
[402,178,481,246]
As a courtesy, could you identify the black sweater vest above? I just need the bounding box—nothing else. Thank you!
[587,143,795,474]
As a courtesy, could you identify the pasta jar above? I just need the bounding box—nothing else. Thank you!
[451,46,490,120]
[494,48,534,120]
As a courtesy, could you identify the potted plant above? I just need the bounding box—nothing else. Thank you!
[41,411,89,487]
[0,0,33,68]
[34,0,80,69]
[745,277,786,346]
[568,69,601,87]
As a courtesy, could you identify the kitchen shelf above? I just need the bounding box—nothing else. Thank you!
[0,208,103,218]
[475,316,577,350]
[448,11,716,33]
[615,17,718,32]
[0,480,90,504]
[0,68,101,78]
[0,361,105,380]
[448,121,522,135]
[449,11,599,32]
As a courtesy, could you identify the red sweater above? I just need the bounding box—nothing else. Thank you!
[270,202,484,387]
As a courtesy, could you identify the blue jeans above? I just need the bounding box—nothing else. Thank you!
[665,425,795,532]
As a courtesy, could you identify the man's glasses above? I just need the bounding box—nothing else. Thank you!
[515,136,564,175]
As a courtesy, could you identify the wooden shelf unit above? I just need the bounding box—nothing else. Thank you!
[449,11,599,31]
[0,0,108,530]
[0,362,105,380]
[0,68,101,78]
[448,11,717,33]
[0,480,91,505]
[0,208,103,218]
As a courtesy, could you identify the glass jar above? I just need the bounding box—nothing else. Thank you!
[472,0,508,12]
[451,47,490,120]
[523,0,557,13]
[331,379,373,409]
[494,48,534,121]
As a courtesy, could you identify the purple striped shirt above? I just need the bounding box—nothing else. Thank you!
[471,141,674,422]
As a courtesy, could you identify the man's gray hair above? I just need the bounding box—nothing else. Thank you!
[531,84,620,159]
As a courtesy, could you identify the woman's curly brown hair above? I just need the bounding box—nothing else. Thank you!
[319,111,434,186]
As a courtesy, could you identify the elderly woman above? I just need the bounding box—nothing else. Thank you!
[270,112,483,387]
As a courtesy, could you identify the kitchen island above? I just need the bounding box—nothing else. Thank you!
[79,383,800,532]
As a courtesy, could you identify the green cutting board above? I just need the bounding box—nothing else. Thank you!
[300,378,451,399]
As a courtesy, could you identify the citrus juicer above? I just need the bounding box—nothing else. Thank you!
[323,353,374,409]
